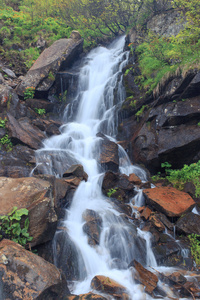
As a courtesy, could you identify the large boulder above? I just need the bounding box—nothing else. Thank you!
[143,187,195,217]
[0,177,57,247]
[82,210,102,246]
[0,239,69,300]
[16,31,83,96]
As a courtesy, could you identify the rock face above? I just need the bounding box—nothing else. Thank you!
[82,209,102,246]
[65,293,107,300]
[143,187,195,217]
[0,177,57,247]
[16,31,83,96]
[0,239,69,300]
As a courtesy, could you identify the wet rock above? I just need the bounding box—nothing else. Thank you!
[168,271,187,285]
[102,171,134,202]
[91,275,129,299]
[54,229,87,281]
[1,67,16,79]
[128,173,142,185]
[82,210,102,245]
[0,177,57,247]
[97,133,119,172]
[63,164,88,181]
[149,214,166,232]
[32,118,61,136]
[0,239,69,300]
[143,187,195,217]
[64,293,107,300]
[140,207,152,220]
[132,260,158,294]
[7,114,46,149]
[176,212,200,235]
[16,32,83,96]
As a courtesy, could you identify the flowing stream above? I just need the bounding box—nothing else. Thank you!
[35,36,171,299]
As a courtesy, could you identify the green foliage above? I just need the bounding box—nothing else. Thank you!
[135,105,148,121]
[0,117,7,128]
[21,47,40,69]
[24,86,35,100]
[48,71,55,81]
[0,134,12,151]
[130,100,137,108]
[166,161,200,197]
[188,234,200,265]
[34,108,46,115]
[107,188,117,197]
[0,206,33,247]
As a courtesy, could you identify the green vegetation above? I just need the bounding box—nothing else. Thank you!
[134,0,200,94]
[24,86,35,100]
[0,117,7,128]
[154,161,200,197]
[0,206,33,247]
[0,134,13,151]
[135,105,148,121]
[107,188,117,197]
[188,234,200,266]
[166,161,200,197]
[34,108,46,115]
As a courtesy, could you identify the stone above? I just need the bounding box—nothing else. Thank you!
[0,239,69,299]
[176,212,200,235]
[0,85,19,114]
[97,133,119,172]
[64,293,107,299]
[143,187,195,217]
[1,67,16,79]
[128,173,142,185]
[91,275,129,299]
[16,35,83,96]
[63,164,88,181]
[132,260,158,294]
[140,207,152,220]
[0,177,57,247]
[25,98,54,112]
[7,114,46,149]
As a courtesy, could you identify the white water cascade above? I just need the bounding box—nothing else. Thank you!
[35,36,159,299]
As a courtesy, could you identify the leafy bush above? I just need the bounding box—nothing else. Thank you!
[34,108,46,115]
[163,161,200,197]
[107,188,117,197]
[0,134,12,151]
[0,206,33,247]
[0,117,7,128]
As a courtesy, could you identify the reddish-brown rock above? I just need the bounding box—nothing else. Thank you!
[140,207,152,220]
[128,173,142,185]
[0,239,69,299]
[143,187,195,217]
[91,275,129,299]
[0,177,57,247]
[65,293,107,299]
[133,260,158,294]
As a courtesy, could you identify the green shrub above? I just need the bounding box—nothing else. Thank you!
[0,206,33,247]
[34,108,46,115]
[107,188,117,198]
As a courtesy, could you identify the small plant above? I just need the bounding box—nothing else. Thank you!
[24,86,35,100]
[34,108,46,115]
[107,188,117,198]
[0,206,33,247]
[48,71,55,81]
[197,122,200,127]
[188,234,200,265]
[135,105,148,121]
[0,117,7,128]
[130,100,137,108]
[0,134,12,151]
[161,161,172,175]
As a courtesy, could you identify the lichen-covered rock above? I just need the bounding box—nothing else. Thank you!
[0,239,69,300]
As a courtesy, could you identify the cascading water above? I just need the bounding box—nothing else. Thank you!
[34,36,160,299]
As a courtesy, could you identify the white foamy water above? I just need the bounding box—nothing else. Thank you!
[34,36,178,299]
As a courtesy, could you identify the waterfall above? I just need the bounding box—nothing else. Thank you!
[35,36,157,299]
